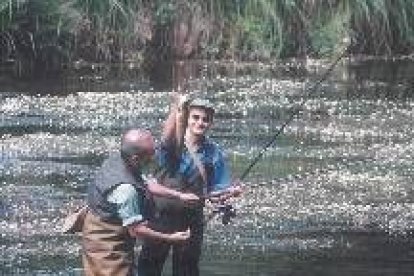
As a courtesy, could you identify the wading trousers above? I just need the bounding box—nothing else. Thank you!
[82,211,135,276]
[137,207,204,276]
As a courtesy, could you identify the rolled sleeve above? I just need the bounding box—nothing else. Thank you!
[107,183,145,227]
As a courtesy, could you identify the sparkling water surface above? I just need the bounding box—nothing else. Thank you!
[1,59,414,275]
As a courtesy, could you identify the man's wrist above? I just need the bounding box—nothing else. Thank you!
[166,233,174,242]
[170,189,181,200]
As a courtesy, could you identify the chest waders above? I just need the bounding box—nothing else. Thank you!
[83,153,144,276]
[82,210,134,276]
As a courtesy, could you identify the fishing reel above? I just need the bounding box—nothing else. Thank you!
[213,204,237,225]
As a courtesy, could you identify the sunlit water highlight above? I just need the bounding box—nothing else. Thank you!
[1,59,414,275]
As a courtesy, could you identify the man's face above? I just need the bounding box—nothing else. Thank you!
[187,107,212,136]
[129,145,155,171]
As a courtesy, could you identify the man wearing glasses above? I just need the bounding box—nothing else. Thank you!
[82,129,199,276]
[138,96,243,276]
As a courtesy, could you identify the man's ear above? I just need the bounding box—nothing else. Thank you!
[128,154,141,166]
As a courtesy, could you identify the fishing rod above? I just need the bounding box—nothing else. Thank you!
[174,43,350,224]
[208,43,351,225]
[239,43,351,181]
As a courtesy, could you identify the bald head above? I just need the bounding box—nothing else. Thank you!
[120,129,155,162]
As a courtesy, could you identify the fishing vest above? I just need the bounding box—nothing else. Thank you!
[151,170,205,213]
[87,152,145,224]
[152,142,215,212]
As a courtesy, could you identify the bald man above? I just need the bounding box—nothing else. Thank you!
[82,129,199,276]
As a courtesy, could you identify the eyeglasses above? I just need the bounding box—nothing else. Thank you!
[190,114,210,123]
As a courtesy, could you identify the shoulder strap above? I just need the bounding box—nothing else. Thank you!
[185,143,208,195]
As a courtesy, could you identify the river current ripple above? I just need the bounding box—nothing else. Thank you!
[1,71,413,274]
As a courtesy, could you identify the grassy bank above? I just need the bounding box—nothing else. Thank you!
[0,0,413,75]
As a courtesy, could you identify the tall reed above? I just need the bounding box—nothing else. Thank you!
[0,0,413,68]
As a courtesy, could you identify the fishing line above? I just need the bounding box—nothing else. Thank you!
[239,44,350,181]
[173,44,350,224]
[205,43,351,225]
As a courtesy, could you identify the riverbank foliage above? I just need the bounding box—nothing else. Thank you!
[0,0,413,72]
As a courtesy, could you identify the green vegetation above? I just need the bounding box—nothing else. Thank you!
[348,0,414,55]
[0,0,413,73]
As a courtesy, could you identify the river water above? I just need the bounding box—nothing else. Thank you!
[1,58,413,275]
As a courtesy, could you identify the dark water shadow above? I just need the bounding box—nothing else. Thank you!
[1,58,413,101]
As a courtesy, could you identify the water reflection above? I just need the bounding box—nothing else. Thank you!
[347,59,414,100]
[0,59,413,275]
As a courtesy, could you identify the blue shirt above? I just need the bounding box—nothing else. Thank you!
[156,137,231,193]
